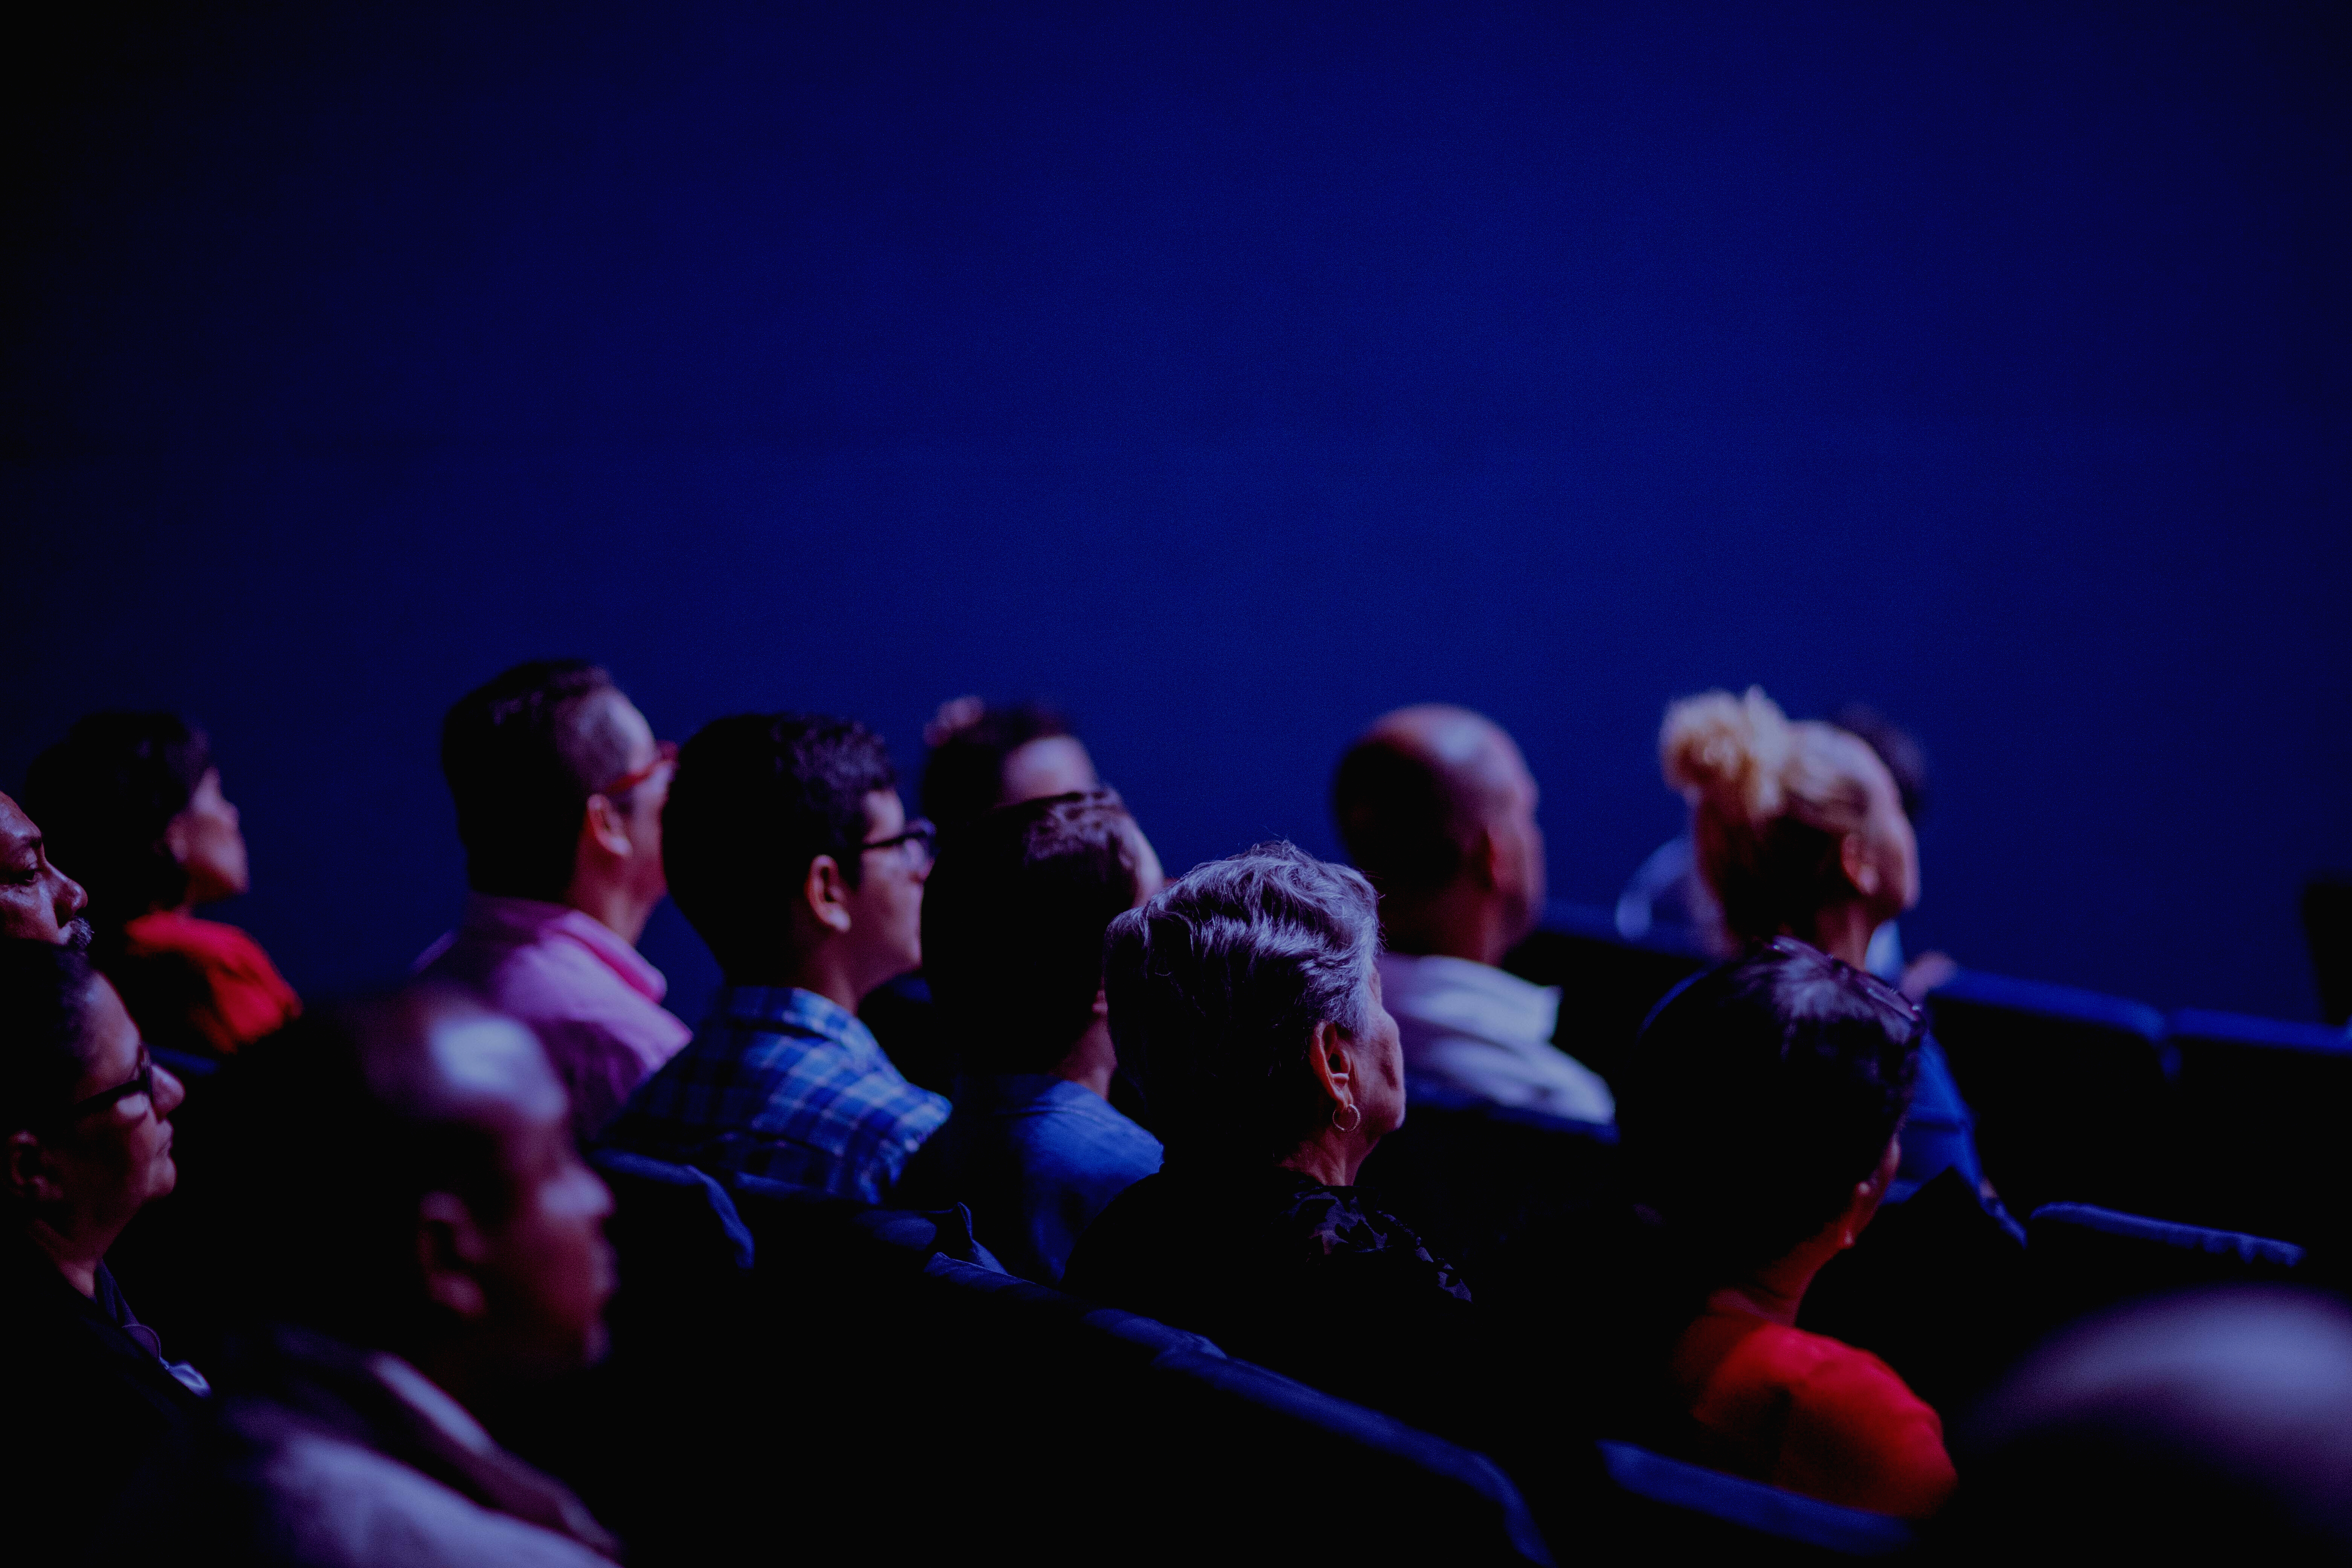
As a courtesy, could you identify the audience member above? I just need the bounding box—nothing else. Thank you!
[897,790,1165,1282]
[0,939,204,1561]
[861,698,1102,1091]
[1331,705,1612,1122]
[1620,700,1952,993]
[1949,1288,2352,1560]
[1614,938,1954,1519]
[920,697,1099,834]
[601,713,948,1202]
[415,661,691,1138]
[177,987,620,1564]
[1062,843,1486,1438]
[0,790,93,947]
[23,712,299,1057]
[1657,687,1984,1200]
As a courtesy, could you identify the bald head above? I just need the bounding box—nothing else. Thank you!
[351,986,570,1141]
[1332,706,1545,963]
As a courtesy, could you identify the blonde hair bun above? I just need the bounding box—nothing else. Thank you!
[1661,686,1793,825]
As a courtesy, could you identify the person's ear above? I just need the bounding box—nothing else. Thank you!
[416,1191,492,1320]
[1306,1018,1355,1110]
[1091,986,1110,1024]
[801,855,854,937]
[1839,832,1881,899]
[5,1130,64,1205]
[580,793,633,862]
[161,811,193,870]
[1837,1136,1902,1249]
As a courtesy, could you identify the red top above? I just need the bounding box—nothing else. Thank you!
[1670,1308,1957,1519]
[119,911,302,1055]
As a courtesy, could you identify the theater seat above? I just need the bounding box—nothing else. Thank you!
[917,1253,1557,1565]
[1357,1082,1618,1272]
[1502,902,1707,1089]
[2165,1009,2352,1245]
[1922,969,2173,1219]
[2027,1201,2305,1334]
[1593,1441,1916,1560]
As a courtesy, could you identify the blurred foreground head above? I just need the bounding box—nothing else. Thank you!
[1952,1289,2352,1561]
[216,988,614,1388]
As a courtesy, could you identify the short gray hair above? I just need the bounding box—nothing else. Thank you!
[1102,841,1381,1163]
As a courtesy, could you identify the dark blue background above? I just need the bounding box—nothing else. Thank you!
[6,2,2346,1024]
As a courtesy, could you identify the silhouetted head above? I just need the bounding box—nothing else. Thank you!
[1618,938,1920,1285]
[23,712,247,926]
[1105,842,1399,1174]
[1331,705,1545,963]
[440,660,671,920]
[663,712,927,998]
[1661,688,1917,947]
[923,789,1163,1075]
[920,697,1097,834]
[0,793,91,949]
[215,988,614,1380]
[1,940,186,1265]
[1953,1289,2352,1561]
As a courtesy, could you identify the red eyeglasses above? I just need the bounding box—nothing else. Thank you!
[600,740,678,798]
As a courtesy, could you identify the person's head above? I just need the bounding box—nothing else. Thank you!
[923,790,1164,1075]
[217,988,614,1381]
[921,698,1098,834]
[21,712,247,926]
[1660,687,1918,947]
[663,712,927,998]
[1828,703,1931,825]
[440,661,671,931]
[1954,1289,2352,1560]
[0,793,91,949]
[1618,939,1920,1287]
[1104,842,1400,1172]
[1331,704,1545,963]
[1,940,186,1255]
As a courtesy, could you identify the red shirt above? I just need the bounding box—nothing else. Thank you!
[1670,1307,1957,1519]
[118,911,302,1055]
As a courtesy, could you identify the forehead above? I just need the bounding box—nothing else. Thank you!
[0,794,36,853]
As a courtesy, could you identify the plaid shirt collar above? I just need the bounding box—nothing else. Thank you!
[712,984,883,1059]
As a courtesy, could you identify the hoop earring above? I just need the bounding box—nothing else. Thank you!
[1331,1103,1362,1135]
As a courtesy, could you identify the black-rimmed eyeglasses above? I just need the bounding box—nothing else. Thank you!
[861,818,937,868]
[57,1054,158,1125]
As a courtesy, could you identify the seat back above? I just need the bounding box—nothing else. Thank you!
[2166,1009,2352,1245]
[1501,903,1708,1089]
[2305,877,2352,1028]
[1923,969,2173,1217]
[1357,1088,1619,1272]
[913,1254,1557,1565]
[2027,1201,2305,1334]
[1592,1442,1916,1560]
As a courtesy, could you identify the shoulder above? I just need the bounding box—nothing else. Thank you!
[243,1423,611,1568]
[1729,1325,1956,1517]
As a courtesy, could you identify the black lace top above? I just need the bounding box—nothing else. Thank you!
[1062,1162,1484,1440]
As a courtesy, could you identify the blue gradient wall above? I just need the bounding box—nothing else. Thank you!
[6,2,2346,1023]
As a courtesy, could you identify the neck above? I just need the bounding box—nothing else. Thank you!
[1798,902,1877,970]
[730,943,868,1016]
[1279,1130,1366,1188]
[1706,1244,1835,1329]
[1057,1017,1119,1101]
[1379,887,1513,968]
[24,1214,118,1298]
[563,872,656,948]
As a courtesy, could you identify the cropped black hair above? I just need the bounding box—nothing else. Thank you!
[1617,937,1922,1284]
[663,713,897,979]
[0,939,103,1141]
[923,790,1147,1075]
[440,660,638,902]
[921,702,1075,833]
[21,712,213,926]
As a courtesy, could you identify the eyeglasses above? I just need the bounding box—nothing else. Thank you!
[861,818,937,868]
[58,1053,158,1125]
[600,740,678,798]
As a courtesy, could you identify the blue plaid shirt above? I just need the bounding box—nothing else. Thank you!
[601,985,949,1204]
